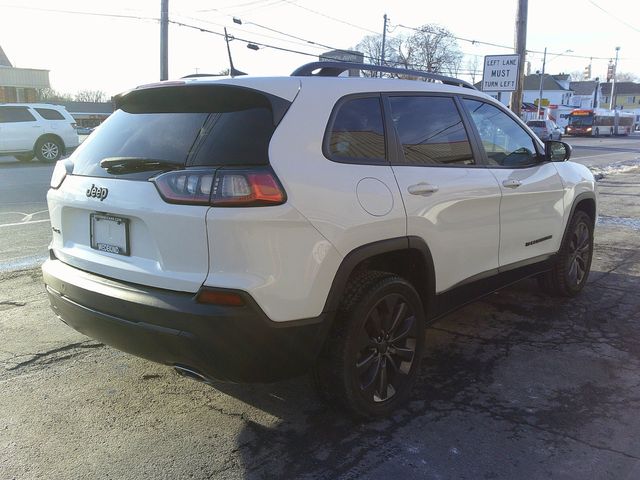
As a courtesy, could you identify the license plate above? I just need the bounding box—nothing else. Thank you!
[90,213,130,256]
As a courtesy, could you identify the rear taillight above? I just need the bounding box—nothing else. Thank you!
[151,167,286,207]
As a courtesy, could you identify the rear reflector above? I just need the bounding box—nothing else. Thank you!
[152,167,286,207]
[196,289,245,306]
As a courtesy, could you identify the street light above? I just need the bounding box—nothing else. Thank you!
[536,48,573,118]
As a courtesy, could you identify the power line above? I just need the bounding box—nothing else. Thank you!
[280,0,379,34]
[395,22,634,61]
[587,0,640,33]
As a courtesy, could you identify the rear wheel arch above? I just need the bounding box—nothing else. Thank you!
[35,133,65,151]
[322,237,436,321]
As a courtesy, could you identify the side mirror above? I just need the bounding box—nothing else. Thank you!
[545,140,572,162]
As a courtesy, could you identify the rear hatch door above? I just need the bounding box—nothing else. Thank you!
[47,81,294,292]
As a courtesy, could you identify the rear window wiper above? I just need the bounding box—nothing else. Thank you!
[100,157,184,173]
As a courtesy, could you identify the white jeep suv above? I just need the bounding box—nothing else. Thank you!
[42,63,596,417]
[0,103,79,162]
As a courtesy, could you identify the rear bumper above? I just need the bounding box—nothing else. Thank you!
[42,258,330,383]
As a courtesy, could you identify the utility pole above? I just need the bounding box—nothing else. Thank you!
[160,0,168,81]
[609,46,620,111]
[536,47,547,118]
[511,0,527,116]
[380,14,388,74]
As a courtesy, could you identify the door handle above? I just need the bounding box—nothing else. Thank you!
[408,182,439,196]
[502,179,522,189]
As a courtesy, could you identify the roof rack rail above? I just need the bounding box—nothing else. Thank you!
[291,62,476,90]
[181,73,226,78]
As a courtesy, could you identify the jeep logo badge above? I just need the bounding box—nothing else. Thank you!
[86,184,109,201]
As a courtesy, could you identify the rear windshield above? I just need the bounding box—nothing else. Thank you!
[71,85,288,179]
[526,121,545,127]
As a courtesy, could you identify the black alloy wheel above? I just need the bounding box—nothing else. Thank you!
[313,271,425,418]
[567,220,591,287]
[538,210,594,297]
[354,293,419,403]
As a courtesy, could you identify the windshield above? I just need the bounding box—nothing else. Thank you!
[568,115,594,127]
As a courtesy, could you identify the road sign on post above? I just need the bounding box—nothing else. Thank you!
[481,55,521,92]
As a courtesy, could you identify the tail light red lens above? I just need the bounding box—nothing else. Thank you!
[151,167,286,207]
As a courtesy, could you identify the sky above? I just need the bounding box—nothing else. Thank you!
[0,0,639,98]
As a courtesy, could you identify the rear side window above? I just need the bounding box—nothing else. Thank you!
[0,106,36,123]
[35,108,65,120]
[326,97,386,163]
[389,96,474,166]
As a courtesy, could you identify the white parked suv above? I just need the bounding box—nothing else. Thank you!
[42,63,597,417]
[0,103,79,162]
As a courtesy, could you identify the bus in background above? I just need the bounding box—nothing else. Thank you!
[545,104,575,130]
[565,109,635,136]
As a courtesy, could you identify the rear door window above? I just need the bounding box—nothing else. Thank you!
[326,96,386,163]
[389,96,474,166]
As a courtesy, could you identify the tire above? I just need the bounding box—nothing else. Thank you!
[538,210,594,297]
[558,134,562,141]
[313,271,426,418]
[35,137,63,162]
[595,128,599,137]
[14,154,33,162]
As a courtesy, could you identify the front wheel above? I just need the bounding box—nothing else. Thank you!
[538,210,594,296]
[35,137,62,162]
[313,272,425,418]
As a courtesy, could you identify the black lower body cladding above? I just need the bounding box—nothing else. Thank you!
[42,258,329,383]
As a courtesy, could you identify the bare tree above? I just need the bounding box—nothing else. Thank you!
[354,34,385,77]
[74,90,107,103]
[568,70,585,81]
[36,88,73,102]
[467,56,480,84]
[405,25,463,75]
[616,72,639,82]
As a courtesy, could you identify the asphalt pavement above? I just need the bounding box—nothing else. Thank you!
[1,134,640,479]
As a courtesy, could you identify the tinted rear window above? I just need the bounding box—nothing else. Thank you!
[71,85,283,179]
[35,108,66,120]
[326,97,386,163]
[389,96,474,166]
[527,121,545,127]
[71,110,208,177]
